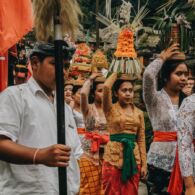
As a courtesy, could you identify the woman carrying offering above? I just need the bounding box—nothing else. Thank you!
[102,73,147,195]
[143,44,189,194]
[79,72,108,195]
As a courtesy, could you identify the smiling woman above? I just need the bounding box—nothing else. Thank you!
[143,44,189,194]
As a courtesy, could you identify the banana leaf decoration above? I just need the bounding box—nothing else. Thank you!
[95,0,149,47]
[93,0,149,78]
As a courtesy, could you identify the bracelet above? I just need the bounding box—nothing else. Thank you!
[33,148,40,165]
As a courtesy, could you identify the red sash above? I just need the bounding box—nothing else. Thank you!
[77,128,109,153]
[85,132,109,153]
[77,127,86,134]
[153,131,182,195]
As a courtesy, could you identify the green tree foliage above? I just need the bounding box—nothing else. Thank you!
[78,0,195,30]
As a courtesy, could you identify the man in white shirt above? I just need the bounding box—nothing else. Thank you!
[0,42,83,195]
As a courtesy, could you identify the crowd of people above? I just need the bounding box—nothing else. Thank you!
[0,41,195,195]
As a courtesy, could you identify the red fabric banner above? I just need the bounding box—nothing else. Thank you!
[0,52,8,92]
[0,0,33,53]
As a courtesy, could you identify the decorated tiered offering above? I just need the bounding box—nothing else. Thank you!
[71,43,92,72]
[114,28,137,58]
[70,43,92,79]
[109,27,142,78]
[91,49,108,70]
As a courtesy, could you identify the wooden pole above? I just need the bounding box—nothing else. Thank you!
[96,0,100,49]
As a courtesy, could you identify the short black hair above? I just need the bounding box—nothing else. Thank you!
[30,52,48,63]
[29,41,75,62]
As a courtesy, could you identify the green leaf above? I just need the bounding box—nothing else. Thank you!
[170,7,179,18]
[148,16,164,21]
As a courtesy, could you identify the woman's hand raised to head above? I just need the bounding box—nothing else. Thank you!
[159,43,180,62]
[89,72,102,81]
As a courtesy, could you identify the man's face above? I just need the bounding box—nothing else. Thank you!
[36,56,56,91]
[32,56,69,91]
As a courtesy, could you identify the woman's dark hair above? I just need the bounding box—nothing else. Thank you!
[64,83,73,88]
[88,81,103,104]
[179,91,187,107]
[158,60,189,107]
[112,79,134,103]
[193,86,195,94]
[158,60,188,89]
[72,85,82,95]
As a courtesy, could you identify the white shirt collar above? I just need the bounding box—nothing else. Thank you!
[28,77,55,101]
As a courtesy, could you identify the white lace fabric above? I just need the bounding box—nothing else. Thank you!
[178,94,195,178]
[143,58,179,172]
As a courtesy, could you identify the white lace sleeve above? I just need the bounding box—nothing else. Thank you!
[143,58,164,106]
[178,97,195,177]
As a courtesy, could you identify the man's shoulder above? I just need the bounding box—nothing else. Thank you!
[1,84,28,97]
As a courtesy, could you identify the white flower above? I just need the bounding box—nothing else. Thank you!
[175,14,191,29]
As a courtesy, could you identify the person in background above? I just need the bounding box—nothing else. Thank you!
[182,77,195,96]
[79,72,108,195]
[72,80,85,129]
[13,64,28,85]
[8,45,18,85]
[64,81,74,108]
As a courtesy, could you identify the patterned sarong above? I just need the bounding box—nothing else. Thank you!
[102,162,140,195]
[79,158,104,195]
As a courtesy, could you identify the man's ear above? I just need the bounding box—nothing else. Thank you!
[30,56,40,71]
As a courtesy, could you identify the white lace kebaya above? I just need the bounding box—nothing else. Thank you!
[178,94,195,178]
[143,58,179,172]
